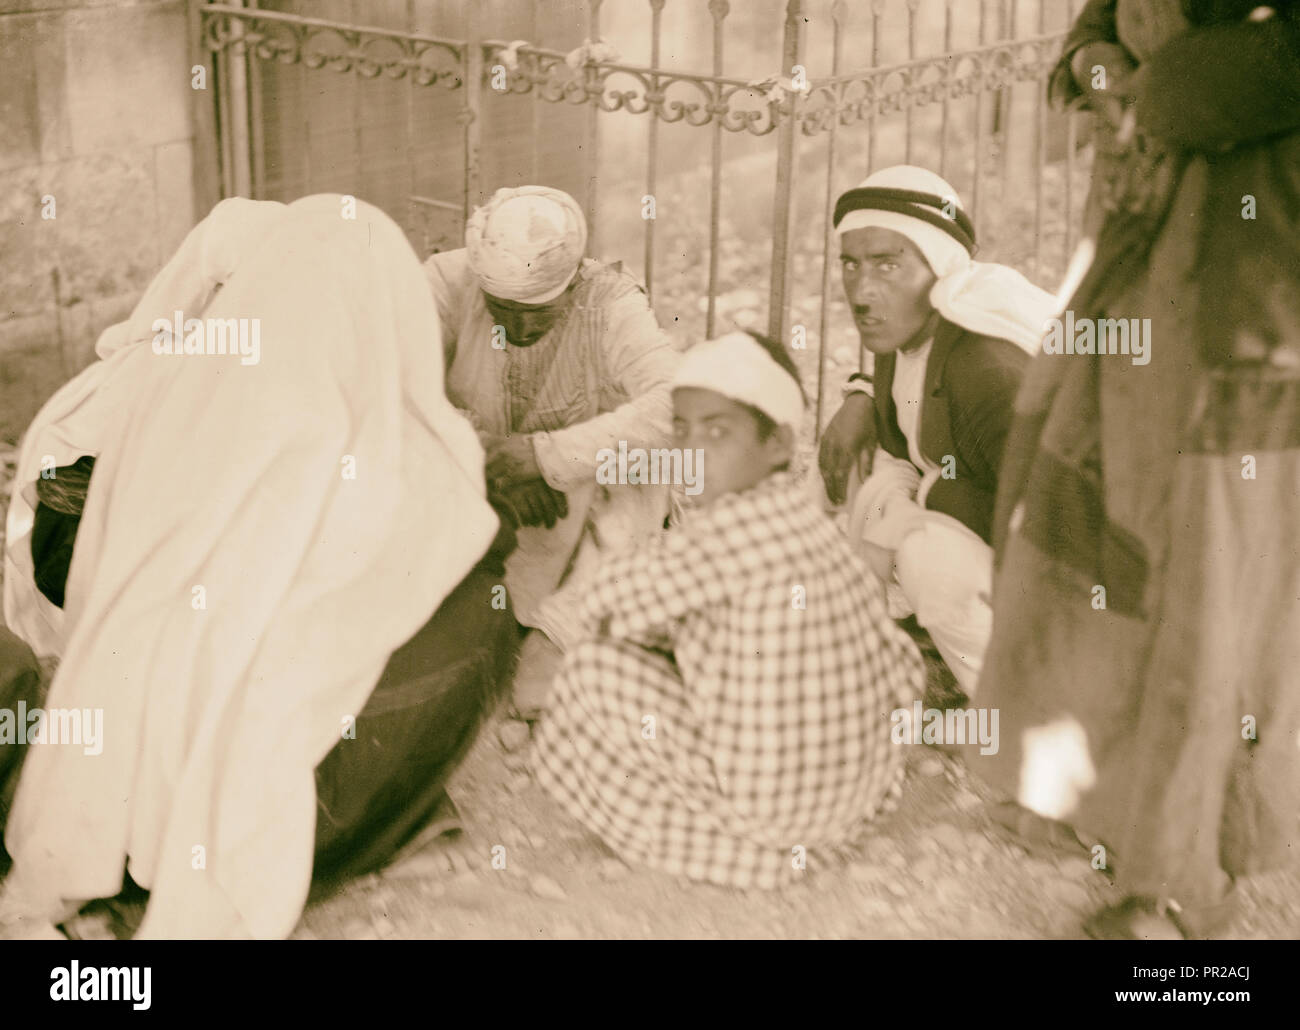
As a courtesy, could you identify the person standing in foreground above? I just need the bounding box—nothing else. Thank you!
[817,165,1057,698]
[423,186,681,719]
[967,0,1300,939]
[1047,0,1192,237]
[532,331,923,889]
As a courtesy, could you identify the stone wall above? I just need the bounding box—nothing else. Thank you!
[0,0,205,441]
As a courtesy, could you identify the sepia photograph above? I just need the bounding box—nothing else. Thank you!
[0,0,1296,974]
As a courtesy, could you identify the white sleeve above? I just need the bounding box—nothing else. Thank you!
[532,291,680,493]
[422,249,473,370]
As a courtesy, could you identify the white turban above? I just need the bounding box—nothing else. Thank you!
[465,185,588,304]
[673,331,805,431]
[836,165,1058,353]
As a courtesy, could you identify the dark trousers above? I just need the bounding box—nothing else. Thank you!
[0,626,42,877]
[311,553,519,886]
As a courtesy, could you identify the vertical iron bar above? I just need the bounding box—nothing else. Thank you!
[767,0,805,344]
[350,5,363,201]
[463,5,483,220]
[227,2,252,197]
[214,12,234,198]
[1033,0,1046,279]
[940,0,954,179]
[531,0,541,183]
[404,0,416,218]
[973,0,987,245]
[998,0,1016,204]
[300,27,313,193]
[189,1,222,214]
[863,0,885,372]
[815,0,847,442]
[867,0,884,175]
[904,0,917,165]
[1065,0,1079,261]
[705,0,729,339]
[584,0,603,256]
[246,1,265,199]
[644,0,665,299]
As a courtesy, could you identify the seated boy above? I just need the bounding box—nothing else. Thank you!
[531,331,924,889]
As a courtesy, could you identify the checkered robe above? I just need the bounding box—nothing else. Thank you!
[532,470,924,889]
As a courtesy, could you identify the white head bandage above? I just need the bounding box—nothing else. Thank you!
[672,331,805,431]
[465,186,587,304]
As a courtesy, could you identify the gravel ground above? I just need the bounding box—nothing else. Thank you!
[277,706,1300,941]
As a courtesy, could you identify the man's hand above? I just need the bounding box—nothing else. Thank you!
[485,434,542,487]
[494,477,569,530]
[1071,42,1137,132]
[819,393,877,505]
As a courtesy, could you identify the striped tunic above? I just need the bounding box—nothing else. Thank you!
[424,250,681,629]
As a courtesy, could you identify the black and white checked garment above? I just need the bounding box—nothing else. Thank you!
[533,470,924,889]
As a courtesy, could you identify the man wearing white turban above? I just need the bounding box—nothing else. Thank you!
[817,165,1057,698]
[424,186,681,716]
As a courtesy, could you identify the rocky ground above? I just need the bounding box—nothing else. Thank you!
[285,713,1300,941]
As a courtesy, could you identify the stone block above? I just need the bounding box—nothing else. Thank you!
[63,0,190,154]
[3,147,164,317]
[47,148,159,306]
[0,163,57,320]
[0,284,138,441]
[0,309,59,357]
[0,14,48,171]
[0,338,65,444]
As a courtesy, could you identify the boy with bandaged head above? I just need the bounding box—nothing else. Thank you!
[532,330,922,888]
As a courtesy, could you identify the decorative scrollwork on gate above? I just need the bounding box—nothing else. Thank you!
[199,6,1064,139]
[201,7,465,89]
[797,35,1064,137]
[490,44,783,136]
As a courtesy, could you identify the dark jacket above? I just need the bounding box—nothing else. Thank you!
[872,318,1028,545]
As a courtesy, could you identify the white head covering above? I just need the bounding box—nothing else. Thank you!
[836,165,1059,353]
[4,195,497,939]
[673,331,805,431]
[465,185,587,304]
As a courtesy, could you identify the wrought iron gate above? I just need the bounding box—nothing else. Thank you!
[198,0,1088,430]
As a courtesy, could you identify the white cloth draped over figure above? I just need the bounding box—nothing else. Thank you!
[1,194,496,938]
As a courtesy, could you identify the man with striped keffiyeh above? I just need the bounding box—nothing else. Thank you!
[818,165,1057,699]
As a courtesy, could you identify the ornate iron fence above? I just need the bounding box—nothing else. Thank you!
[198,0,1089,435]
